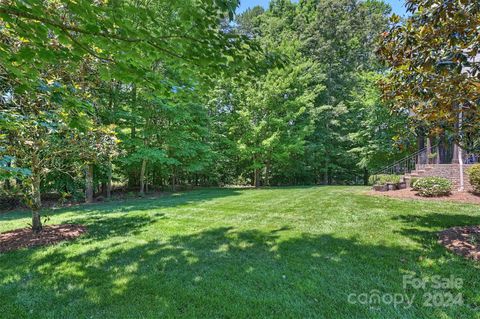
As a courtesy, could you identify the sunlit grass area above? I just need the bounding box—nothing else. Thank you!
[1,186,479,318]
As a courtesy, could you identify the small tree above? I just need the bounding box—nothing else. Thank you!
[0,98,79,232]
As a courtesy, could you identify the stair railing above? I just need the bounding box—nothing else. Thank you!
[371,144,439,184]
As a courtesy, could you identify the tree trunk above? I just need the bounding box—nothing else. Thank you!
[426,137,432,163]
[265,161,271,186]
[324,158,329,185]
[439,135,448,164]
[106,160,112,199]
[32,209,42,232]
[254,168,260,188]
[363,168,369,186]
[85,164,94,203]
[4,160,11,190]
[128,126,138,189]
[31,172,42,232]
[152,168,156,190]
[171,168,176,192]
[109,80,115,110]
[417,130,425,150]
[139,159,147,196]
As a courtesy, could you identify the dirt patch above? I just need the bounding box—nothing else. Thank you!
[439,226,480,261]
[0,224,87,253]
[367,188,480,204]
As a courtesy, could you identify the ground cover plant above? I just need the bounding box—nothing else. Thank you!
[0,187,479,318]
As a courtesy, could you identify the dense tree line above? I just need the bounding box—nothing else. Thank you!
[209,0,411,186]
[0,0,410,231]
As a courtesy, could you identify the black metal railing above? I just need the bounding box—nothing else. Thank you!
[371,145,439,183]
[371,144,480,185]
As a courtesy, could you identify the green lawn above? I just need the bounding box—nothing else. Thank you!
[1,186,479,318]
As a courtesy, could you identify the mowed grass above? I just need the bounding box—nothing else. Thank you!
[0,186,479,318]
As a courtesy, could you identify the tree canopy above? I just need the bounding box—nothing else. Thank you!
[0,0,412,231]
[378,0,480,148]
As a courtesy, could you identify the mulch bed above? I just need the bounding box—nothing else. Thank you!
[368,188,480,204]
[0,224,87,253]
[439,226,480,261]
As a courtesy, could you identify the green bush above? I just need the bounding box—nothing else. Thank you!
[369,174,401,186]
[412,177,452,197]
[410,177,418,188]
[467,164,480,193]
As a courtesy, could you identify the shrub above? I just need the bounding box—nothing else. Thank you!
[412,177,452,197]
[410,177,418,188]
[467,164,480,193]
[369,174,401,186]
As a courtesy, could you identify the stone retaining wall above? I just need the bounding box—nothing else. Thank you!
[417,164,473,190]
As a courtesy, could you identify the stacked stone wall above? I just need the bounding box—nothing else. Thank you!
[417,164,473,190]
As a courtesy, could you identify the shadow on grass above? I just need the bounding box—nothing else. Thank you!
[1,222,479,318]
[74,188,241,213]
[393,213,480,262]
[67,213,165,243]
[0,188,242,224]
[394,213,480,230]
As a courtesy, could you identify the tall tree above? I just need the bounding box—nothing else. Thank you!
[0,87,83,231]
[0,0,251,230]
[296,0,393,183]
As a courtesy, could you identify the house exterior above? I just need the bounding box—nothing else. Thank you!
[379,53,480,191]
[409,53,480,190]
